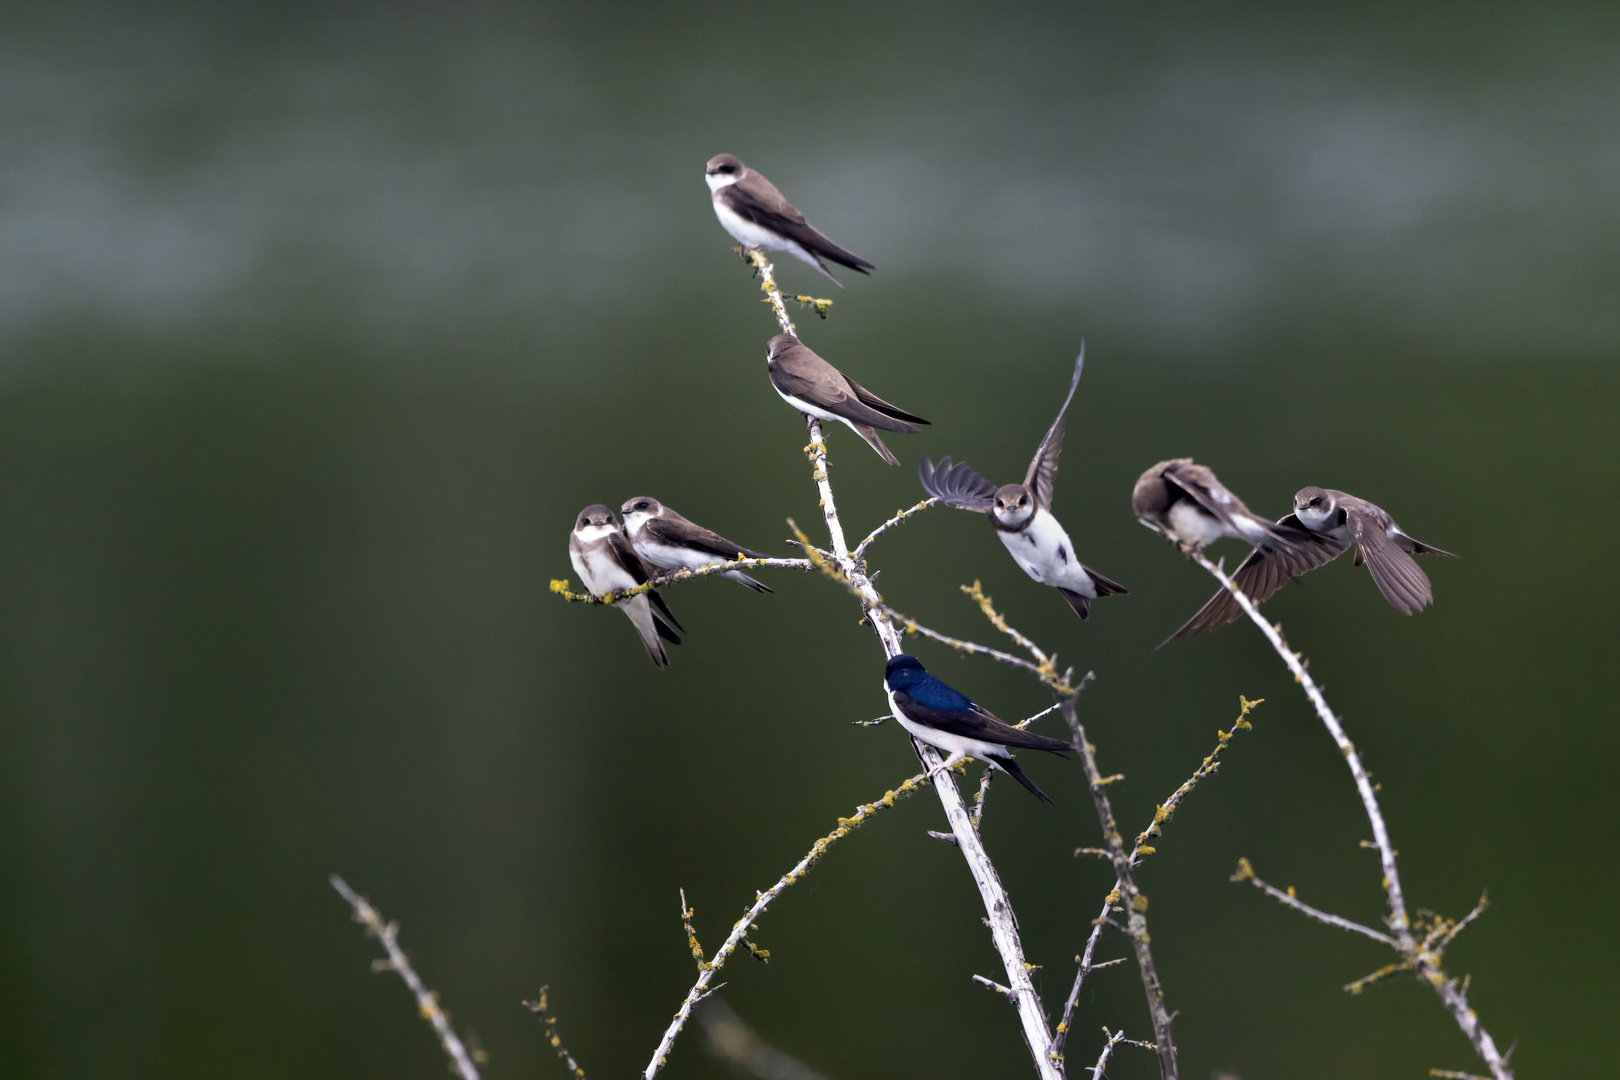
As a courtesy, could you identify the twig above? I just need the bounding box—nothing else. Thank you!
[1187,548,1514,1080]
[1130,697,1261,868]
[525,986,588,1079]
[852,498,938,563]
[641,770,930,1078]
[329,875,482,1080]
[1088,1027,1155,1080]
[1059,677,1179,1080]
[1229,859,1398,947]
[550,556,812,605]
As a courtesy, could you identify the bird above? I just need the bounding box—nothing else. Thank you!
[766,333,928,465]
[917,347,1127,618]
[704,153,874,286]
[569,504,683,668]
[620,496,774,594]
[1166,486,1455,640]
[1131,458,1311,555]
[882,653,1070,804]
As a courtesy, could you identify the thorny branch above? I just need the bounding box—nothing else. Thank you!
[852,497,938,563]
[525,986,588,1080]
[1187,548,1514,1080]
[641,771,931,1078]
[329,875,483,1080]
[1087,1027,1155,1080]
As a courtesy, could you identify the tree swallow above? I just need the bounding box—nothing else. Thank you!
[882,654,1070,804]
[704,153,874,286]
[917,348,1127,618]
[568,504,683,669]
[1168,486,1455,639]
[1131,458,1311,555]
[766,333,928,465]
[620,496,773,594]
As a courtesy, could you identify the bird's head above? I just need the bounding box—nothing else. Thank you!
[574,504,620,536]
[992,484,1035,527]
[705,153,745,192]
[620,496,664,531]
[765,333,797,364]
[1293,486,1334,526]
[884,653,926,689]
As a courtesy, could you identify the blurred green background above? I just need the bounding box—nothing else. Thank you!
[1,2,1615,1077]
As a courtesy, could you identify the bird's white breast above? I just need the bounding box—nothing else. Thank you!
[885,688,1007,763]
[1167,500,1227,547]
[774,386,850,428]
[712,198,784,250]
[996,509,1092,593]
[637,538,720,571]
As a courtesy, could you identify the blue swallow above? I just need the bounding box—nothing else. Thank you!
[882,654,1071,804]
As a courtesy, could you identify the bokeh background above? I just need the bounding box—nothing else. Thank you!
[2,3,1616,1077]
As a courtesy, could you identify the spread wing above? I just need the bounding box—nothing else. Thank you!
[1023,345,1084,511]
[919,455,997,512]
[1164,515,1349,642]
[1348,506,1434,614]
[644,515,766,561]
[722,179,874,272]
[892,691,1071,753]
[772,353,921,433]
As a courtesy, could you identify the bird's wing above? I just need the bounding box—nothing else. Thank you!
[772,356,919,433]
[1165,516,1347,642]
[1160,460,1249,529]
[918,456,997,513]
[644,515,765,561]
[722,180,873,272]
[608,528,684,631]
[1347,506,1434,614]
[844,373,928,427]
[893,691,1072,753]
[1023,346,1084,511]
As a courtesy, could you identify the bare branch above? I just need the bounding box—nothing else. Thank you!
[1059,680,1178,1080]
[549,556,812,605]
[1088,1027,1156,1080]
[1229,859,1399,947]
[1131,697,1261,867]
[853,497,939,562]
[1184,544,1515,1080]
[329,875,482,1080]
[642,769,930,1078]
[525,986,588,1079]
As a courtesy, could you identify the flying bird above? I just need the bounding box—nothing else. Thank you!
[918,347,1127,618]
[766,333,928,465]
[1131,458,1311,555]
[569,504,683,668]
[705,153,874,286]
[621,496,773,594]
[1167,486,1455,640]
[882,653,1070,804]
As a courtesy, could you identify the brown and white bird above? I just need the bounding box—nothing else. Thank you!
[1167,486,1455,640]
[918,347,1127,619]
[620,496,773,594]
[569,504,683,668]
[704,153,873,286]
[1131,459,1310,554]
[765,333,928,465]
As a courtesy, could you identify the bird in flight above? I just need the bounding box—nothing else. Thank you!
[919,347,1127,618]
[1132,458,1311,555]
[1166,486,1454,641]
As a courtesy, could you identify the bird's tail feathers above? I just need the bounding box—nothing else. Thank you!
[995,756,1054,806]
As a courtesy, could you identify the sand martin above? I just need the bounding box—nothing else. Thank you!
[883,654,1070,804]
[1168,486,1455,639]
[918,348,1127,618]
[705,153,874,286]
[766,333,928,465]
[569,504,683,669]
[1131,459,1310,554]
[620,496,773,594]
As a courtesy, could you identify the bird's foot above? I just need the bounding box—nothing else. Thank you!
[924,752,968,783]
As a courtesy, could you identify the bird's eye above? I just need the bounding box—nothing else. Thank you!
[1311,497,1322,507]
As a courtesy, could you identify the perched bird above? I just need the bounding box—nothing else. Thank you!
[882,654,1070,804]
[1131,458,1311,555]
[704,153,874,286]
[918,348,1127,618]
[569,504,683,668]
[620,496,773,594]
[1167,486,1455,640]
[766,333,928,465]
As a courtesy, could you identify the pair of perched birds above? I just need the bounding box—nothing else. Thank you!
[568,152,1455,800]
